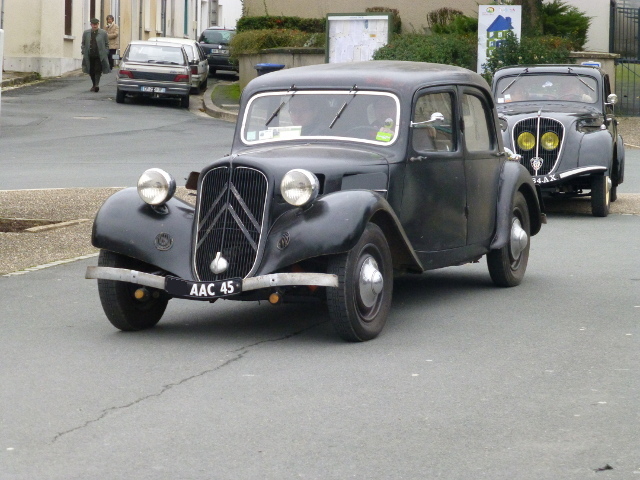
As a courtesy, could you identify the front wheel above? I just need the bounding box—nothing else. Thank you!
[327,223,393,342]
[487,191,530,287]
[97,250,169,331]
[591,175,610,217]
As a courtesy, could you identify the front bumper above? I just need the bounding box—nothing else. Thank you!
[532,166,607,186]
[86,266,338,301]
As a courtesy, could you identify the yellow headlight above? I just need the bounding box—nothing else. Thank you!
[540,132,559,151]
[517,132,536,151]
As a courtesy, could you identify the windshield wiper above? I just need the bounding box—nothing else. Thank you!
[567,67,595,92]
[329,85,358,129]
[501,68,529,94]
[265,85,297,127]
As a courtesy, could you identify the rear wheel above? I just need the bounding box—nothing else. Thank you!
[116,88,125,104]
[97,250,169,331]
[327,223,393,342]
[487,192,530,287]
[591,175,610,217]
[181,94,190,109]
[201,78,208,91]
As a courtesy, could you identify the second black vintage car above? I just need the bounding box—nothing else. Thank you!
[492,64,625,217]
[86,61,546,341]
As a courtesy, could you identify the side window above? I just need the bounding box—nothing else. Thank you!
[462,93,494,152]
[412,92,455,152]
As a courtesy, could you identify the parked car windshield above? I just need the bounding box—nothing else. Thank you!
[124,44,186,65]
[199,29,235,45]
[495,74,598,104]
[242,91,400,146]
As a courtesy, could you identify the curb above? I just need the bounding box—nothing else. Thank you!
[1,72,41,89]
[202,81,239,123]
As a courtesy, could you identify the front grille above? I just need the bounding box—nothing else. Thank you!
[512,117,564,175]
[131,71,177,81]
[194,166,268,281]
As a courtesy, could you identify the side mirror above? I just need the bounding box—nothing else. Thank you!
[411,112,445,127]
[606,93,618,105]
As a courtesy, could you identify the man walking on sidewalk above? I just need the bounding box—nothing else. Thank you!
[81,18,110,92]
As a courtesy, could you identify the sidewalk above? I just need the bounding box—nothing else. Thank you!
[1,70,41,89]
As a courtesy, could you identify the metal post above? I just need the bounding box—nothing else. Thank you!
[1,0,4,29]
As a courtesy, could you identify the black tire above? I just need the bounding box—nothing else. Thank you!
[209,69,216,76]
[181,94,190,109]
[116,88,125,104]
[327,223,393,342]
[190,86,200,95]
[97,250,169,331]
[487,191,530,287]
[201,78,208,91]
[591,175,610,217]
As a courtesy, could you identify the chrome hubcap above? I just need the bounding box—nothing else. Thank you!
[510,218,528,260]
[358,256,383,308]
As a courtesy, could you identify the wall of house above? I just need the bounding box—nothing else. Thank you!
[563,0,610,52]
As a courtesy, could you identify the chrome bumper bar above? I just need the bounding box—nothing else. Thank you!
[85,266,339,291]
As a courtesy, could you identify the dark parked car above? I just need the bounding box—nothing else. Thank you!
[492,64,625,217]
[116,40,191,108]
[198,27,236,75]
[86,61,545,341]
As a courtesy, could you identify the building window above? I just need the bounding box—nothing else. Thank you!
[65,0,72,35]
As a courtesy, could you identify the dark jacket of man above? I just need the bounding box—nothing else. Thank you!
[81,28,111,74]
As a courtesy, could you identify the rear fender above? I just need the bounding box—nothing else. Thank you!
[491,162,545,251]
[255,190,423,276]
[91,188,197,280]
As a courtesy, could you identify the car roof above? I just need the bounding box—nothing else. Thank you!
[148,37,197,45]
[243,61,490,99]
[493,64,605,81]
[203,26,235,31]
[128,39,185,48]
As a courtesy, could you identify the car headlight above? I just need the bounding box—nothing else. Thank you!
[137,168,176,205]
[540,132,560,151]
[517,131,536,151]
[280,169,319,207]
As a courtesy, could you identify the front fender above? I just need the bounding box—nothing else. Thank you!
[255,190,423,276]
[92,188,197,280]
[578,130,613,171]
[491,161,545,251]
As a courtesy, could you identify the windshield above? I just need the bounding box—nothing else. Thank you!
[242,91,400,146]
[124,45,186,65]
[199,29,234,45]
[495,74,598,104]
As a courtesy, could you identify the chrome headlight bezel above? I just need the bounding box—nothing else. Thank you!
[280,169,320,207]
[137,168,176,206]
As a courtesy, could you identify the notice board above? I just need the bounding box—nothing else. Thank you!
[326,13,392,63]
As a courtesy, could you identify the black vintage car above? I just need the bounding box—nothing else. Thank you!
[492,64,625,217]
[86,61,545,341]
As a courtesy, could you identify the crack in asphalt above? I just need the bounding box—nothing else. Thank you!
[50,322,322,444]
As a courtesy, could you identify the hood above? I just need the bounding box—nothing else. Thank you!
[497,101,601,118]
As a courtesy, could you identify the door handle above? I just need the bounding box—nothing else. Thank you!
[409,156,427,162]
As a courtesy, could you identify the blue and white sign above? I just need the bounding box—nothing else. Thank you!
[477,5,522,73]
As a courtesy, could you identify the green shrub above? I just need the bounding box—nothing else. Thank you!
[372,33,477,71]
[541,0,591,50]
[236,16,325,33]
[481,31,573,80]
[230,29,325,59]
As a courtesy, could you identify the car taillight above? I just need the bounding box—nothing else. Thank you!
[174,74,189,82]
[190,66,198,75]
[119,70,134,79]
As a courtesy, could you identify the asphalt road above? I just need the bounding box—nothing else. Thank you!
[0,70,236,189]
[1,69,639,479]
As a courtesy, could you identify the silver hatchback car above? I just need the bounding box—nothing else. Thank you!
[116,40,192,108]
[148,37,209,93]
